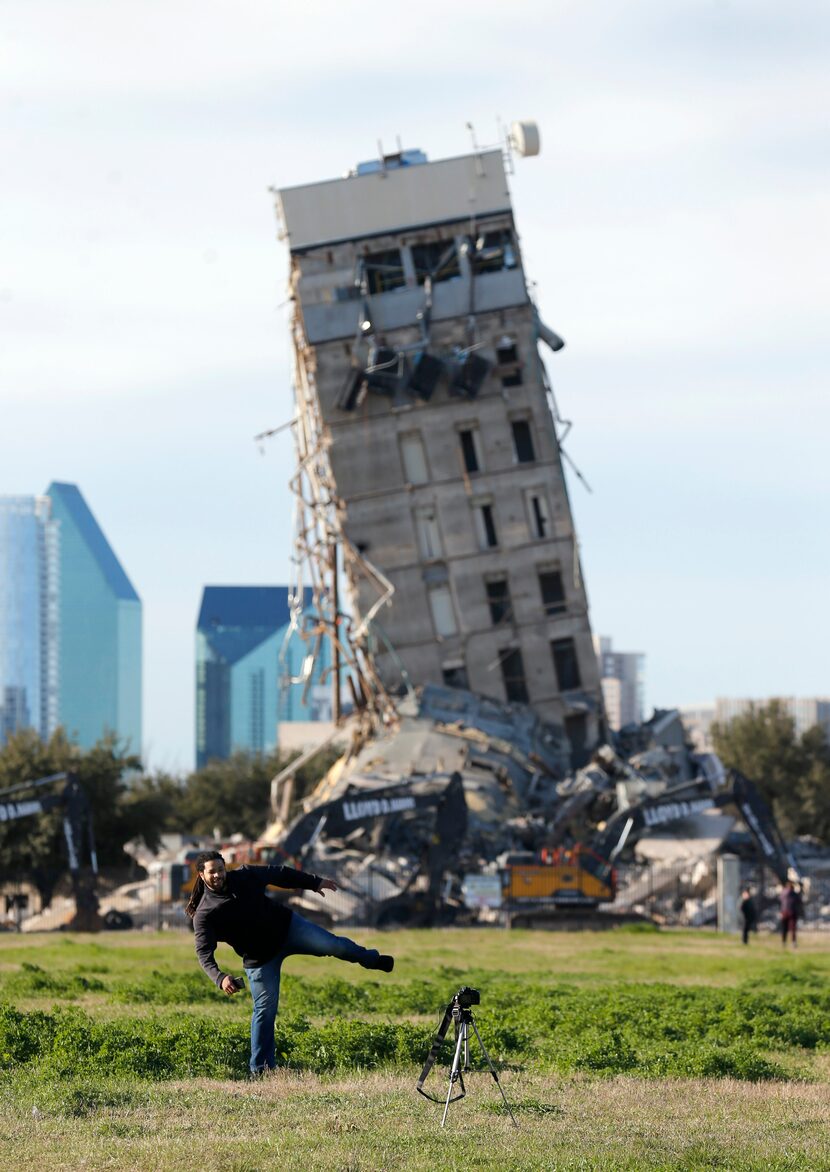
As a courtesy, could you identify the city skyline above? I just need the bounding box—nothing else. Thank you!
[2,1,827,770]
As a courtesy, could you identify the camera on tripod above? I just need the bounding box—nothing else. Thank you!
[453,986,480,1010]
[417,984,516,1127]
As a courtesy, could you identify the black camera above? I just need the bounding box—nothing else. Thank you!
[453,986,480,1009]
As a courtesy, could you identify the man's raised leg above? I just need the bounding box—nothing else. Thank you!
[284,912,394,972]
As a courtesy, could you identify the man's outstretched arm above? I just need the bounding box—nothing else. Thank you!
[250,863,336,894]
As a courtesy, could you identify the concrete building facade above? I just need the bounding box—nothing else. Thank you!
[276,145,603,757]
[196,586,332,768]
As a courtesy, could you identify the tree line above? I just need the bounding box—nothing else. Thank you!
[711,699,830,843]
[0,728,339,905]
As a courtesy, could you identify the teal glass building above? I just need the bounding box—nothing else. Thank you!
[0,496,60,744]
[46,483,142,752]
[196,586,331,768]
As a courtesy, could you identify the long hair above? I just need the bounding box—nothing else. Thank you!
[184,850,224,919]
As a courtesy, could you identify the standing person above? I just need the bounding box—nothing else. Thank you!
[186,851,394,1076]
[739,888,757,945]
[779,879,803,949]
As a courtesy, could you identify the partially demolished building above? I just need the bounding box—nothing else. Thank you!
[264,133,801,930]
[274,136,603,762]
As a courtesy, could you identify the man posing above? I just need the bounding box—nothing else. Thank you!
[187,851,394,1075]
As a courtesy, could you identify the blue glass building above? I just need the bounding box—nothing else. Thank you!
[196,586,331,768]
[0,496,60,744]
[46,483,142,752]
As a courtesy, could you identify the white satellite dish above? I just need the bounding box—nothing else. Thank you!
[510,121,541,158]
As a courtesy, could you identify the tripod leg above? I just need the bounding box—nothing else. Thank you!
[441,1024,466,1128]
[469,1016,518,1128]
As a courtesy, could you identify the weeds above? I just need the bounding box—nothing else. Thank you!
[0,972,822,1082]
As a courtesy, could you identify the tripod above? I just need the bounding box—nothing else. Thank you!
[417,994,517,1128]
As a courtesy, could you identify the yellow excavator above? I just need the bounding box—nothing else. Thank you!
[500,769,800,926]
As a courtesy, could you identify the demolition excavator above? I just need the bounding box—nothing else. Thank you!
[271,770,468,928]
[501,767,800,923]
[0,771,102,930]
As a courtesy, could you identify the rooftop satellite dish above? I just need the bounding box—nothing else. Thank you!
[509,121,541,158]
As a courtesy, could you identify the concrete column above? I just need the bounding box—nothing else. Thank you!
[717,854,740,933]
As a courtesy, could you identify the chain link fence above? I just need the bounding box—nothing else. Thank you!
[2,859,829,934]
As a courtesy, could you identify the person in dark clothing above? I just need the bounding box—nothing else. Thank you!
[739,888,757,945]
[779,880,803,948]
[187,851,394,1075]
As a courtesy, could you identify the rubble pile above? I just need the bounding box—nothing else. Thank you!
[262,686,755,928]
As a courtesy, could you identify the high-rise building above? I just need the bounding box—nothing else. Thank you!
[275,140,603,760]
[593,635,644,731]
[46,483,142,751]
[195,586,332,768]
[0,496,60,745]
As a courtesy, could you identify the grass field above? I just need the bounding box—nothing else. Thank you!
[2,925,830,1170]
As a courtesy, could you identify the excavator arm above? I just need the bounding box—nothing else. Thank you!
[277,771,467,925]
[280,771,466,859]
[720,769,799,885]
[0,772,101,930]
[591,769,798,885]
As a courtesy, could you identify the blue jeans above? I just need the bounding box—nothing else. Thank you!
[244,913,379,1074]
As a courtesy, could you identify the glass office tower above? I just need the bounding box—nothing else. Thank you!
[46,483,142,752]
[0,496,60,745]
[196,586,331,768]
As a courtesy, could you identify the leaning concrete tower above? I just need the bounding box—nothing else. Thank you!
[275,132,603,761]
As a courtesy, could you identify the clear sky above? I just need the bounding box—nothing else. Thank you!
[2,1,828,772]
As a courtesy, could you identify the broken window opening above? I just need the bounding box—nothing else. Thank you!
[496,338,523,387]
[411,240,460,286]
[473,503,498,550]
[538,569,566,616]
[511,419,536,464]
[472,229,517,275]
[486,577,513,626]
[525,489,550,539]
[552,637,582,691]
[564,713,590,767]
[442,663,469,690]
[363,248,406,294]
[458,428,482,474]
[499,647,529,704]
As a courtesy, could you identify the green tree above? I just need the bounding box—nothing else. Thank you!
[0,727,142,905]
[120,770,187,845]
[793,724,830,844]
[173,750,279,840]
[172,745,342,841]
[711,700,830,841]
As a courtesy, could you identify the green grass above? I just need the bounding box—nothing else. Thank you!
[2,927,830,1169]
